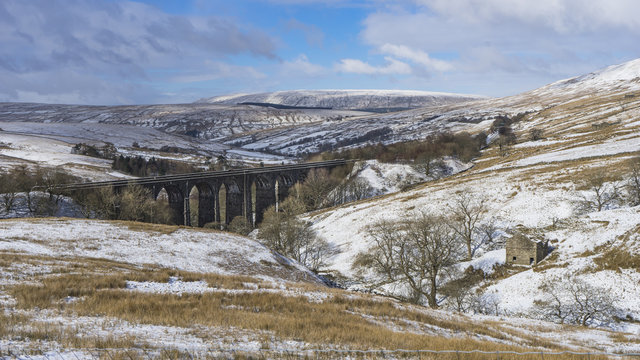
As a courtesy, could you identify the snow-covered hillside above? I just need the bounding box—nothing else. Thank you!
[2,59,640,160]
[348,158,473,197]
[223,58,640,155]
[2,218,639,355]
[306,59,640,334]
[0,218,320,283]
[197,89,484,111]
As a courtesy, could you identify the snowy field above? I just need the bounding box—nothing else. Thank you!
[1,219,639,355]
[0,218,319,283]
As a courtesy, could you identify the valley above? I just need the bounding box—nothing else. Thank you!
[1,59,640,357]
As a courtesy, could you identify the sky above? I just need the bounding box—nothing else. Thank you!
[1,0,639,105]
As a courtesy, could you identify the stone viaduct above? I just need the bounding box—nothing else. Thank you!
[61,160,346,226]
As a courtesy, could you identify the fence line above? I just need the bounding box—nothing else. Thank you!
[2,347,640,359]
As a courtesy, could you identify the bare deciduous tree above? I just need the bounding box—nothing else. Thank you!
[625,157,640,206]
[0,172,19,214]
[534,276,617,326]
[448,192,487,260]
[579,172,620,212]
[440,266,485,313]
[228,216,253,236]
[258,196,336,271]
[294,169,339,210]
[354,212,463,308]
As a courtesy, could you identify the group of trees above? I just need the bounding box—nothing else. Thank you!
[112,155,198,177]
[578,157,640,213]
[0,165,79,217]
[0,165,174,224]
[534,276,617,326]
[73,185,173,224]
[353,192,494,308]
[317,131,487,165]
[257,194,337,272]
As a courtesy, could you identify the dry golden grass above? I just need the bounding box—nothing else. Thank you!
[593,248,640,272]
[5,260,591,358]
[0,250,622,359]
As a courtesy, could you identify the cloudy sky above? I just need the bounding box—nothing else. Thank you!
[1,0,639,105]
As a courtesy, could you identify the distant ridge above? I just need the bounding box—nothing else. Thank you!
[196,89,486,111]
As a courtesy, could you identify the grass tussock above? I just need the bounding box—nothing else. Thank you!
[71,290,542,354]
[593,248,640,272]
[117,220,182,235]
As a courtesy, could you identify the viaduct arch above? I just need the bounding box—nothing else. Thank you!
[61,160,346,227]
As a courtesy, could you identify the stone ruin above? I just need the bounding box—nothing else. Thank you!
[506,232,549,266]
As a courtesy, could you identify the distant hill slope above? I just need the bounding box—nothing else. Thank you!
[307,58,640,331]
[223,58,640,155]
[197,89,485,111]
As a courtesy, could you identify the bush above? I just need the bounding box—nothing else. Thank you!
[228,216,253,235]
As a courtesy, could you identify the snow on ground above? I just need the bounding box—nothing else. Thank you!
[124,276,333,302]
[0,132,125,181]
[459,249,506,274]
[504,135,640,168]
[309,101,640,329]
[349,158,473,198]
[198,89,485,109]
[0,218,321,283]
[1,311,309,355]
[0,131,138,181]
[125,277,213,295]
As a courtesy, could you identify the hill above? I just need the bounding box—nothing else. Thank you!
[1,218,638,356]
[197,89,485,112]
[2,59,640,355]
[307,58,640,331]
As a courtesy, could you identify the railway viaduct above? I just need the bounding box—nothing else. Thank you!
[58,160,346,227]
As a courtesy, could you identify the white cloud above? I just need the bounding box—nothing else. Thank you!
[357,0,640,95]
[280,55,327,77]
[0,0,278,104]
[172,61,266,83]
[335,57,412,75]
[421,0,640,33]
[379,43,453,71]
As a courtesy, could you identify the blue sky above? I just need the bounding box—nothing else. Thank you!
[1,0,639,104]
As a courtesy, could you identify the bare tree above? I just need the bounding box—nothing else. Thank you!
[73,184,172,224]
[579,172,620,212]
[258,196,335,271]
[118,185,156,222]
[228,216,253,236]
[0,172,19,215]
[13,165,38,214]
[476,219,500,250]
[34,167,77,216]
[625,157,640,206]
[471,292,502,316]
[327,177,374,206]
[448,192,487,260]
[354,212,463,308]
[412,152,439,178]
[293,169,339,210]
[353,219,403,288]
[535,276,617,326]
[440,266,485,313]
[346,178,373,201]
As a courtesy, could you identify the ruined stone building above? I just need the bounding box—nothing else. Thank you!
[506,233,548,266]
